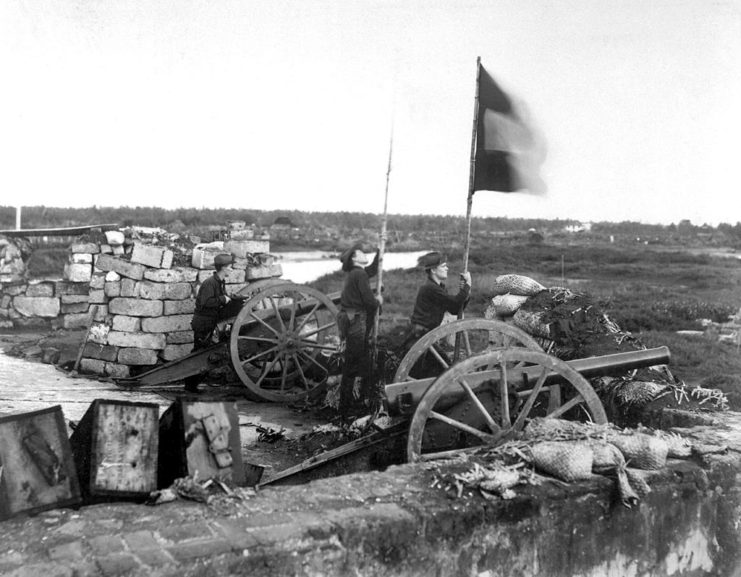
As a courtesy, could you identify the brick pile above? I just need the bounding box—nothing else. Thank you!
[0,231,283,379]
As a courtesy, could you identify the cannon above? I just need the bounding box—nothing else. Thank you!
[256,312,671,484]
[384,319,670,461]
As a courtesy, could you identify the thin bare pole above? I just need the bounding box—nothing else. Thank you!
[372,127,393,348]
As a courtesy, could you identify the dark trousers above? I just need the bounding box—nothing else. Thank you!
[337,310,369,416]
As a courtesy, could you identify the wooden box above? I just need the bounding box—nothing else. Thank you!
[0,406,81,520]
[69,399,159,502]
[158,399,244,487]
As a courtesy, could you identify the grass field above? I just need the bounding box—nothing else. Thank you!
[312,239,741,387]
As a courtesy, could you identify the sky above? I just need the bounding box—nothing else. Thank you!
[1,0,739,226]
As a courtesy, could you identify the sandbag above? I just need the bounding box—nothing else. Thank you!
[490,294,529,317]
[491,274,546,297]
[529,441,593,482]
[607,432,669,470]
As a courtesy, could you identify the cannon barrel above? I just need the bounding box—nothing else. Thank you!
[385,346,671,415]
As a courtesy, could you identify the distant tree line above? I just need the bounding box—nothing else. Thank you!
[2,206,740,249]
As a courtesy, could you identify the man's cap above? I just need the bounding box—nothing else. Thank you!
[339,242,364,267]
[214,253,233,267]
[417,251,446,270]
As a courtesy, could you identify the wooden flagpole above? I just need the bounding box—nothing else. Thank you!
[462,56,482,274]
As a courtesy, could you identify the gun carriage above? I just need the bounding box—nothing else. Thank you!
[116,281,670,465]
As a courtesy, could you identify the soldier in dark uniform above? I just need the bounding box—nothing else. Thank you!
[184,253,244,392]
[336,242,382,418]
[402,251,472,377]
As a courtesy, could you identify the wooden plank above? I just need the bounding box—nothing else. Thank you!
[260,422,407,486]
[69,399,159,501]
[0,223,119,237]
[0,406,81,520]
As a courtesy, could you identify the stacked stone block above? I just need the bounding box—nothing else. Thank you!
[1,231,283,380]
[77,239,282,378]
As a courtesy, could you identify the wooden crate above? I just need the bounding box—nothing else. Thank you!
[158,399,244,487]
[69,399,159,502]
[0,406,81,520]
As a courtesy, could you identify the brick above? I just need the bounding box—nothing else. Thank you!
[105,271,121,282]
[198,271,214,282]
[55,281,89,296]
[123,530,159,550]
[224,239,270,258]
[104,363,130,378]
[118,347,158,365]
[94,304,108,321]
[100,244,113,254]
[245,265,275,280]
[134,549,175,568]
[191,243,225,270]
[141,315,192,333]
[159,523,215,544]
[137,281,192,301]
[88,289,107,304]
[120,278,138,297]
[108,298,163,317]
[83,343,119,362]
[26,282,54,297]
[112,245,125,256]
[87,535,125,555]
[165,539,232,562]
[166,331,194,344]
[61,294,89,304]
[13,296,60,318]
[64,313,93,329]
[70,242,99,254]
[111,315,141,332]
[224,268,245,284]
[1,295,11,308]
[131,243,169,268]
[162,344,191,361]
[80,358,106,375]
[104,282,121,298]
[144,268,197,283]
[96,553,143,576]
[64,263,93,282]
[95,254,145,280]
[230,228,254,240]
[3,563,74,577]
[2,283,27,296]
[90,274,105,289]
[61,302,89,314]
[163,299,195,315]
[210,519,261,550]
[47,540,84,561]
[161,250,174,269]
[105,231,125,246]
[107,331,166,349]
[71,253,93,264]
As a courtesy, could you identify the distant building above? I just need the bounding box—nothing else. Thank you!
[564,222,592,233]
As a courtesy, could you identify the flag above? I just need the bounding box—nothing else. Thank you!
[473,63,546,194]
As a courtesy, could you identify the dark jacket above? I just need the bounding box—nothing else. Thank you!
[340,266,378,315]
[410,278,470,330]
[193,273,228,320]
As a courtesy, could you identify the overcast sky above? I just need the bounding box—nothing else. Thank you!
[1,0,739,225]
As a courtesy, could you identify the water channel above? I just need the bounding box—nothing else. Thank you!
[274,250,427,284]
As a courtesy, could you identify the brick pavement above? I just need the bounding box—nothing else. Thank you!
[1,411,741,576]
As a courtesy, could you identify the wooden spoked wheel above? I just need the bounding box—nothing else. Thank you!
[229,283,340,402]
[394,318,544,383]
[406,349,608,462]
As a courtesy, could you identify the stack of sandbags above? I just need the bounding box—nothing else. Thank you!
[484,274,546,319]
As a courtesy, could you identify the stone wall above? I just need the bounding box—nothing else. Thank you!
[0,230,281,378]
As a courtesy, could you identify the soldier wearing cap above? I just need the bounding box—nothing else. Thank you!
[336,242,382,418]
[184,253,245,392]
[402,252,472,369]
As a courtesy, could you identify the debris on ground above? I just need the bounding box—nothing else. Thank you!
[146,474,256,508]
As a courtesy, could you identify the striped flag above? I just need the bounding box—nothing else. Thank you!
[474,64,546,194]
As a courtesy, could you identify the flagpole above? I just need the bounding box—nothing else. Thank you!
[462,56,482,274]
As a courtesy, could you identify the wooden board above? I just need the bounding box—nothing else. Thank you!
[69,399,159,501]
[158,399,244,487]
[0,406,81,520]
